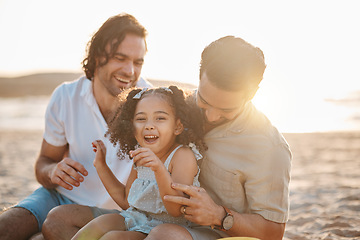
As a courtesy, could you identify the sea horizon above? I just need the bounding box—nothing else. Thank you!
[1,94,359,133]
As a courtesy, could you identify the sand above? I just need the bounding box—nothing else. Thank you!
[1,130,359,239]
[283,132,360,240]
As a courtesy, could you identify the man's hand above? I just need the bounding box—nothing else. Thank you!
[164,183,286,239]
[50,157,88,190]
[163,183,225,226]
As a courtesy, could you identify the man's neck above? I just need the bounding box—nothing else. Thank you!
[92,81,120,123]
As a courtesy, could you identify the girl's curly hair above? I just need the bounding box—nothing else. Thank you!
[106,86,207,159]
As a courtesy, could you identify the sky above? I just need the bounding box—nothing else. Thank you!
[1,0,360,133]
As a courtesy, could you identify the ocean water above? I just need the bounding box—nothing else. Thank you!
[0,96,50,131]
[0,95,359,133]
[264,98,360,133]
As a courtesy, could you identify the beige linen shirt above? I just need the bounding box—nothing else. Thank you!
[199,102,292,223]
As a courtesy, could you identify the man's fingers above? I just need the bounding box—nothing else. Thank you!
[60,163,83,182]
[51,174,75,190]
[64,158,88,177]
[163,195,193,206]
[170,183,202,197]
[51,158,89,190]
[53,164,83,188]
[58,168,82,186]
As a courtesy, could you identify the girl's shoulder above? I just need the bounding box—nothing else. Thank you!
[168,145,198,175]
[175,145,194,154]
[174,144,203,160]
[171,145,198,165]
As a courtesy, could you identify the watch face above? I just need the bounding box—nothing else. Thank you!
[223,215,234,230]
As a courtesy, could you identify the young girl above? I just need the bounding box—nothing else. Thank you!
[72,86,206,240]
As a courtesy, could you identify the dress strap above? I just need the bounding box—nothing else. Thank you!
[164,145,183,170]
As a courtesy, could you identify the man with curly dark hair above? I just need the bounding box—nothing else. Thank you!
[0,13,152,240]
[148,36,292,240]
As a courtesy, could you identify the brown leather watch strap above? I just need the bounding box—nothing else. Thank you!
[212,206,233,230]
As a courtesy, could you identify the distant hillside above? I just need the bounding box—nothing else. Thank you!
[0,72,197,98]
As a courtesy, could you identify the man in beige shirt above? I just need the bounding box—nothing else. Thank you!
[149,36,292,240]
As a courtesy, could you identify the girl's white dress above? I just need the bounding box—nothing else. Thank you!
[120,144,202,234]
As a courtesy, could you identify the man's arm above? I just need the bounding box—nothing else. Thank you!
[35,139,88,190]
[164,183,285,240]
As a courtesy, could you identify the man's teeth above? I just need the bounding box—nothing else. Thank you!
[115,76,130,83]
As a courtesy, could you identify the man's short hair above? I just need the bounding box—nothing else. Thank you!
[199,36,266,92]
[82,13,147,80]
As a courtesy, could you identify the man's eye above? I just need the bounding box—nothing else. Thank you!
[115,56,125,61]
[135,118,145,121]
[135,61,144,66]
[222,109,234,113]
[200,97,208,105]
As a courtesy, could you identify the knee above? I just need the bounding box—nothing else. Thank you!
[147,224,164,238]
[43,205,62,225]
[41,206,63,237]
[147,224,175,239]
[101,232,120,240]
[147,224,191,240]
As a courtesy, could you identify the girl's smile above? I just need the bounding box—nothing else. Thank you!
[133,95,183,159]
[144,134,159,144]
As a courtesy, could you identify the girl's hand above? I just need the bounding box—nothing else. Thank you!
[130,148,163,172]
[92,140,107,169]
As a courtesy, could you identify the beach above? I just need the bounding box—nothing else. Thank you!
[1,74,360,239]
[1,130,359,239]
[283,132,360,239]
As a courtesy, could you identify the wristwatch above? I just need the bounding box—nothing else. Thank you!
[215,206,234,231]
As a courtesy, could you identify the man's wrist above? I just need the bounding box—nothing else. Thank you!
[44,161,57,186]
[211,205,226,229]
[211,206,234,231]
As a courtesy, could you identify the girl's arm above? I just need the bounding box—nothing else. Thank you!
[161,147,198,216]
[92,140,136,210]
[131,147,198,217]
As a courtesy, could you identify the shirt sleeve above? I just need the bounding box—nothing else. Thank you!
[43,84,68,147]
[245,142,292,223]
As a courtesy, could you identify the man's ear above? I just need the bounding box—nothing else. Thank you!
[174,119,184,135]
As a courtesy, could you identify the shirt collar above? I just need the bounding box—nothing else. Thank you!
[205,102,254,138]
[81,76,107,126]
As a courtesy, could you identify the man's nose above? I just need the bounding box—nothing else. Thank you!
[205,108,221,122]
[123,62,135,76]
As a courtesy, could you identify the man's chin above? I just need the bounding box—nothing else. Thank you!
[118,82,131,89]
[205,119,228,128]
[132,80,140,87]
